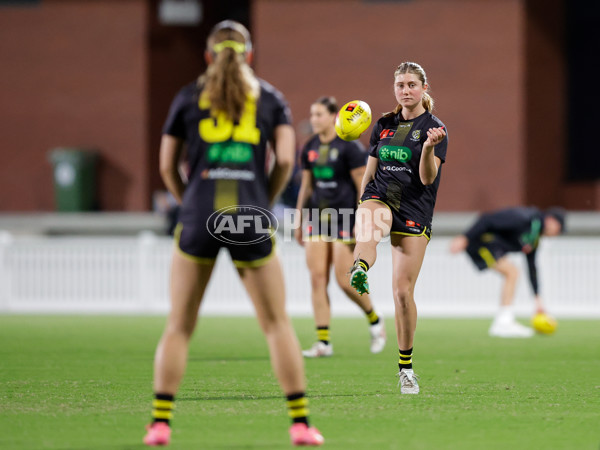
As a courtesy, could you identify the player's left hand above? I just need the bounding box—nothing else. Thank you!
[423,126,446,150]
[449,235,468,253]
[534,295,545,313]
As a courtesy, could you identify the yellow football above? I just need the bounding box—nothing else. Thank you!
[531,312,558,335]
[335,100,372,141]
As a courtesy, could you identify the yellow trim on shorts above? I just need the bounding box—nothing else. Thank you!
[478,246,497,268]
[361,198,430,241]
[390,227,431,241]
[360,198,392,211]
[232,235,277,269]
[173,223,217,266]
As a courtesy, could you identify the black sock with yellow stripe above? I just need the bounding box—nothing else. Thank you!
[316,326,330,345]
[286,392,309,426]
[365,309,380,325]
[152,393,174,424]
[358,259,370,272]
[398,348,413,370]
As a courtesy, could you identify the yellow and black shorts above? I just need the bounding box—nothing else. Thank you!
[174,222,276,269]
[466,233,508,270]
[359,195,431,240]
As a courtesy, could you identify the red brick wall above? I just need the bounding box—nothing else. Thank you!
[0,0,148,211]
[1,0,586,212]
[253,0,526,212]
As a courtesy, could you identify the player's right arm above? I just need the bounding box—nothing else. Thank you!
[360,156,378,198]
[159,135,187,204]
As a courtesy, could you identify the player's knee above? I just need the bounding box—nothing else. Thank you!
[393,284,414,309]
[166,321,195,340]
[259,311,289,335]
[505,264,519,280]
[309,270,328,289]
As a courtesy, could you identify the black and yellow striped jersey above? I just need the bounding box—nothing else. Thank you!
[162,78,292,220]
[366,110,447,227]
[300,135,366,211]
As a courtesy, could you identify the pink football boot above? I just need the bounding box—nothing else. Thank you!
[143,422,171,446]
[289,423,324,446]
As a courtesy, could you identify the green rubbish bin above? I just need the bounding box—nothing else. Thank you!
[50,148,98,212]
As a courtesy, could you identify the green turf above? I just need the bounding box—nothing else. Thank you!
[0,315,598,449]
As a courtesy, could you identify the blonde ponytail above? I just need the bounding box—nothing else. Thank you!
[421,92,434,112]
[200,21,258,123]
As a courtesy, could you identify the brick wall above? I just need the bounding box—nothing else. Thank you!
[1,0,588,212]
[0,0,149,210]
[253,0,526,212]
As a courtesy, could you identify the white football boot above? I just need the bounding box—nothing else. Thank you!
[489,317,534,338]
[369,319,387,354]
[302,341,333,358]
[398,368,420,394]
[489,306,534,338]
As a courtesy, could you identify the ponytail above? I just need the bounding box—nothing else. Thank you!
[200,21,258,123]
[422,92,434,112]
[202,48,251,123]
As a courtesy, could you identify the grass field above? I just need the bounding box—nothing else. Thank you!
[0,315,598,450]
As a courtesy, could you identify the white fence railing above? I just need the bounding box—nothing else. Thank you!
[0,232,598,317]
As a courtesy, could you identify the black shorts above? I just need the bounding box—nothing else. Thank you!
[174,222,275,268]
[466,233,508,270]
[304,208,355,243]
[359,194,431,240]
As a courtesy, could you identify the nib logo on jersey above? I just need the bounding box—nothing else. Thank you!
[207,205,278,245]
[312,166,334,180]
[378,146,412,162]
[202,142,256,181]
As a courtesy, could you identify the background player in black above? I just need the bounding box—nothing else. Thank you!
[294,97,386,358]
[144,21,323,447]
[449,206,565,338]
[349,62,447,394]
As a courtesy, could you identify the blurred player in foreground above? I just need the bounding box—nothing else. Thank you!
[295,96,386,358]
[449,206,565,337]
[349,62,448,394]
[143,21,323,447]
